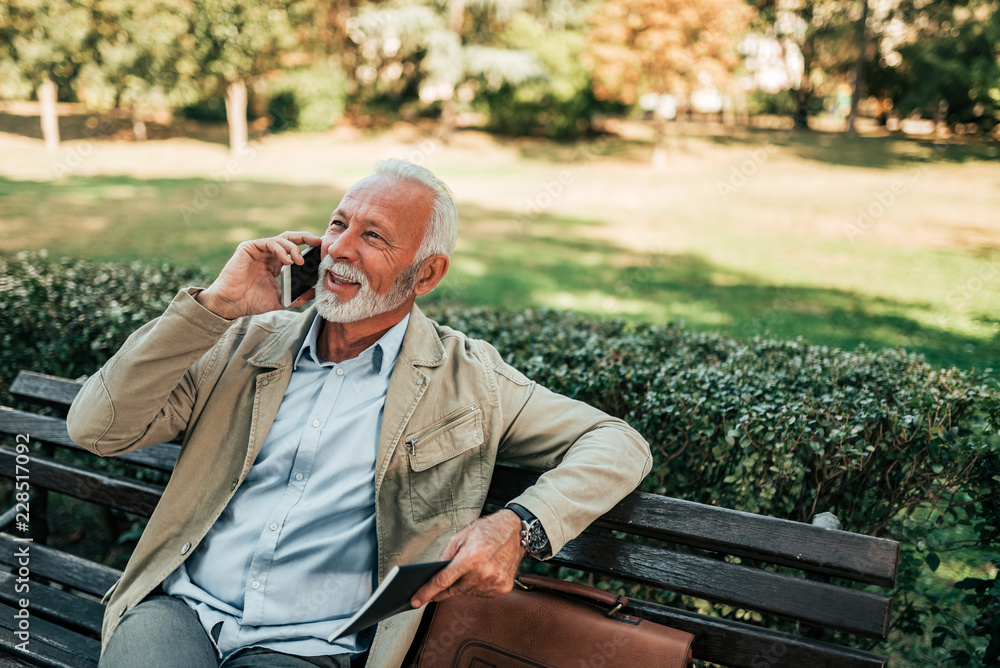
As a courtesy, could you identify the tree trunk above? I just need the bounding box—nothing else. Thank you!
[226,80,249,157]
[651,104,668,168]
[436,0,466,144]
[846,0,869,135]
[38,76,60,154]
[794,37,815,130]
[438,95,457,144]
[132,106,147,142]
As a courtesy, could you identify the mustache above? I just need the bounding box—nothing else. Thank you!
[319,256,368,286]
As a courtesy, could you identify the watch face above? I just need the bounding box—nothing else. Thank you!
[525,521,548,553]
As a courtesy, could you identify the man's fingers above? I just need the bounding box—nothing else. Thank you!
[412,562,465,608]
[279,230,322,248]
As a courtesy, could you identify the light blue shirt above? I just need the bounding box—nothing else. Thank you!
[163,313,410,660]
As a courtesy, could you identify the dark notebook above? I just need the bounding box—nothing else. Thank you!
[327,560,451,641]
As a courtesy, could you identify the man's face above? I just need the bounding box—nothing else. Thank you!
[314,175,434,324]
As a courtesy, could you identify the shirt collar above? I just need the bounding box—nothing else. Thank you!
[293,313,410,377]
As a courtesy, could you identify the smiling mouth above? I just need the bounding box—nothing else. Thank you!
[327,271,360,286]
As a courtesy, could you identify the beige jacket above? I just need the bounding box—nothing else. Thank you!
[66,288,652,667]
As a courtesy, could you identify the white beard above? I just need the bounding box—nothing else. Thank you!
[313,255,420,323]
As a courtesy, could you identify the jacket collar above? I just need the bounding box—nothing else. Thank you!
[247,302,445,371]
[397,303,446,370]
[247,307,318,369]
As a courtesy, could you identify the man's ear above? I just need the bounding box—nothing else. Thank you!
[413,254,450,296]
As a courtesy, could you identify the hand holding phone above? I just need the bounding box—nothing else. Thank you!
[280,245,322,307]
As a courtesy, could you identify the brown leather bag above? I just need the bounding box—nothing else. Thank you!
[412,574,695,668]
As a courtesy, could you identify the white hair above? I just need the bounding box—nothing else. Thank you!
[373,159,458,259]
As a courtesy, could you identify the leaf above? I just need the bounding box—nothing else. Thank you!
[925,552,940,572]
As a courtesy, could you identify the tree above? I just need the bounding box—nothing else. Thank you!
[77,0,199,141]
[747,0,857,130]
[876,0,1000,133]
[0,0,94,152]
[586,0,754,164]
[188,0,300,155]
[345,0,541,138]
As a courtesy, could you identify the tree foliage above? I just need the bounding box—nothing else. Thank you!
[585,0,754,105]
[76,0,199,138]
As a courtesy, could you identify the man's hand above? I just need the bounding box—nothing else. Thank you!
[196,231,322,319]
[410,509,525,609]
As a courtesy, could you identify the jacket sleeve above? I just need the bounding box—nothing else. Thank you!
[483,344,653,558]
[66,288,235,457]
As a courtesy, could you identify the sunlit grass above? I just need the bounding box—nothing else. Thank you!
[1,128,998,371]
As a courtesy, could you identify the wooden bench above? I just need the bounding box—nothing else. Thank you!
[0,370,900,668]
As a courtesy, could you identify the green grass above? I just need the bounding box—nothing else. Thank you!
[1,127,998,371]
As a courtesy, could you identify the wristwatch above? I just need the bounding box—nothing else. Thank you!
[506,503,550,557]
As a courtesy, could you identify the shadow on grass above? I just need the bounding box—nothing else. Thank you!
[2,175,995,372]
[0,110,232,146]
[702,128,1000,168]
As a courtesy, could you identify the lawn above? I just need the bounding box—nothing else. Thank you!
[1,121,998,371]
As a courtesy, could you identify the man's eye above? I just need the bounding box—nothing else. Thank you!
[329,220,346,229]
[366,231,382,240]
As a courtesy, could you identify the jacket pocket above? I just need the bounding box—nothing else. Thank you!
[405,404,485,521]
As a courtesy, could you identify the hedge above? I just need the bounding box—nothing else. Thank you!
[1,252,997,665]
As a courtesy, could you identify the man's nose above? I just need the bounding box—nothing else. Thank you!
[326,229,361,261]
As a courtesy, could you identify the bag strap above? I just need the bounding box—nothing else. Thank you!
[515,574,629,617]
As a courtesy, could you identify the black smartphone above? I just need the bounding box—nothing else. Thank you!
[280,245,322,307]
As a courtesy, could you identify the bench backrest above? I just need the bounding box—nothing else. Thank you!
[1,371,899,668]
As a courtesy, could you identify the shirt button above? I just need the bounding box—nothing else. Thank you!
[295,473,304,481]
[261,379,270,386]
[312,419,321,428]
[231,478,239,491]
[269,523,278,531]
[336,368,344,376]
[416,377,424,385]
[251,581,260,589]
[181,542,192,555]
[119,603,128,617]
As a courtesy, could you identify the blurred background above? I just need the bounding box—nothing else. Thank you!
[1,1,999,666]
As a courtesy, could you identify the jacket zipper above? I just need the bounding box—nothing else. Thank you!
[405,404,478,456]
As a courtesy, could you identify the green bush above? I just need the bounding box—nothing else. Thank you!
[746,89,798,117]
[0,251,211,409]
[266,62,348,133]
[480,13,614,140]
[1,255,996,664]
[427,306,1000,665]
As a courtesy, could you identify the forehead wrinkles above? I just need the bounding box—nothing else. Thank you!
[333,177,410,220]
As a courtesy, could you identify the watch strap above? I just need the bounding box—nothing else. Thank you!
[506,503,536,524]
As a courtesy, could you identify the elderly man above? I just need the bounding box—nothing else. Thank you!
[67,159,651,668]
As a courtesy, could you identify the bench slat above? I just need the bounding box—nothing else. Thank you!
[551,531,891,639]
[9,373,84,414]
[0,601,100,668]
[489,465,898,588]
[0,535,120,599]
[625,599,887,668]
[0,450,163,519]
[0,573,103,637]
[0,408,179,473]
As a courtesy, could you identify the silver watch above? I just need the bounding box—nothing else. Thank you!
[506,503,549,556]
